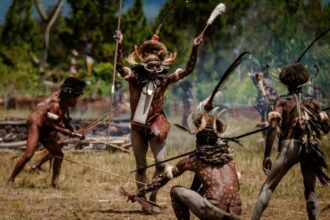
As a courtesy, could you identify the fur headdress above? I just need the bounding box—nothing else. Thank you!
[126,35,177,66]
[279,63,309,88]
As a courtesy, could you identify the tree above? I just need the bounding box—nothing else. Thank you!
[65,0,118,61]
[1,0,39,49]
[121,0,152,53]
[34,0,64,91]
[155,0,330,103]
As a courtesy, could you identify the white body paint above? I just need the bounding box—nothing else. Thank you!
[133,82,155,124]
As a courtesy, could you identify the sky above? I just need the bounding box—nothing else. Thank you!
[1,0,329,23]
[0,0,166,23]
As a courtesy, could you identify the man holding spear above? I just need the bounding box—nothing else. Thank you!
[113,1,226,206]
[113,28,204,204]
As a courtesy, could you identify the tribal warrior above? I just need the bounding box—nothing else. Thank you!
[6,77,86,188]
[126,107,242,219]
[114,31,203,203]
[248,65,277,131]
[124,51,250,219]
[251,63,330,220]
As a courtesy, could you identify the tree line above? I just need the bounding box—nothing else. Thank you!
[0,0,329,108]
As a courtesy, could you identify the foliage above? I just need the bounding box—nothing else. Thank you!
[121,0,153,53]
[1,0,40,49]
[0,0,329,111]
[0,45,41,96]
[159,0,330,105]
[64,0,118,61]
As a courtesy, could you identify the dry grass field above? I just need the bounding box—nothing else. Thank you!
[0,115,329,220]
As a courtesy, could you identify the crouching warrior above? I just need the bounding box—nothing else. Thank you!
[125,106,241,219]
[114,31,203,203]
[6,77,86,189]
[123,52,251,219]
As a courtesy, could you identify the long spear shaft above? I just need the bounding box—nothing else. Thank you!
[111,0,123,97]
[130,150,196,173]
[54,155,169,193]
[11,108,117,160]
[222,125,270,140]
[106,0,123,146]
[130,125,270,173]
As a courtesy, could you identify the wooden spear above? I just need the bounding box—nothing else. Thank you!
[106,0,123,147]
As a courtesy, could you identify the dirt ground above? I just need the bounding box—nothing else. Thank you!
[0,117,330,220]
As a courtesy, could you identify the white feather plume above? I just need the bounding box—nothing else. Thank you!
[207,3,226,25]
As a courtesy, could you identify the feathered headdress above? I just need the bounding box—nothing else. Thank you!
[126,1,190,67]
[200,3,226,36]
[187,52,251,135]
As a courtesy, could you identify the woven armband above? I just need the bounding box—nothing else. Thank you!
[47,112,59,120]
[319,111,329,122]
[173,68,183,81]
[165,165,174,180]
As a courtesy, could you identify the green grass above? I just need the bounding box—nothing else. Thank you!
[0,116,329,219]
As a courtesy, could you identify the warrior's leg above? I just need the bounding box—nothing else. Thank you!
[149,137,167,202]
[252,140,301,220]
[42,139,64,188]
[300,154,319,220]
[30,150,52,171]
[170,186,228,220]
[131,129,148,190]
[6,124,39,188]
[31,141,63,171]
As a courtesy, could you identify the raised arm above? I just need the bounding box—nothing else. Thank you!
[114,31,135,80]
[263,98,282,175]
[167,35,204,84]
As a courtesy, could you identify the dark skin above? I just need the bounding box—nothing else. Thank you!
[6,92,83,189]
[115,32,203,204]
[115,31,204,122]
[252,87,330,220]
[263,90,328,175]
[129,156,242,215]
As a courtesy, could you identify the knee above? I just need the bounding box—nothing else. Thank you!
[54,150,64,157]
[170,185,184,198]
[22,152,34,161]
[259,186,272,204]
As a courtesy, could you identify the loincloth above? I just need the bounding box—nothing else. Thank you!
[203,197,241,219]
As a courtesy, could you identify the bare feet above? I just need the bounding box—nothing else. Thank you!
[29,166,44,174]
[6,180,13,189]
[51,182,58,189]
